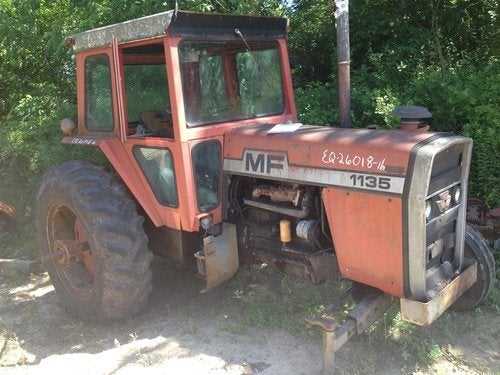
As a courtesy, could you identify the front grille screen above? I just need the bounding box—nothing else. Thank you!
[424,145,465,295]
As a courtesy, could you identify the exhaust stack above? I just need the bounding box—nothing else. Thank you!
[335,0,351,128]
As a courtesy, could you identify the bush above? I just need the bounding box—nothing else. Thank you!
[411,62,500,208]
[295,62,500,209]
[0,92,103,223]
[295,77,400,129]
[295,82,338,125]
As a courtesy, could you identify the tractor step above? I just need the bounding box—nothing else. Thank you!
[195,223,239,293]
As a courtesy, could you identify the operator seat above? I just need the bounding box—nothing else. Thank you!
[140,111,174,138]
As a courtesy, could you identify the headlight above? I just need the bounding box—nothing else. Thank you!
[425,201,433,221]
[454,186,461,203]
[200,215,213,231]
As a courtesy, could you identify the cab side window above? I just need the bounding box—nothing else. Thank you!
[85,55,114,131]
[192,141,221,212]
[122,43,173,138]
[134,147,178,207]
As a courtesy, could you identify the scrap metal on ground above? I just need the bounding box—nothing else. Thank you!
[0,201,15,234]
[467,198,500,249]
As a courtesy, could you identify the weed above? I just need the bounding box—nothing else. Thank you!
[487,281,500,311]
[221,265,350,337]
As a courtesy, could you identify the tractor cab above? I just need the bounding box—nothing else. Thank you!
[65,11,295,233]
[60,11,299,294]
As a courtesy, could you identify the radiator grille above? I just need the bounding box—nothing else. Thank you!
[424,145,466,296]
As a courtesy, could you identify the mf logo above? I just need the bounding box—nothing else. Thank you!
[244,150,288,175]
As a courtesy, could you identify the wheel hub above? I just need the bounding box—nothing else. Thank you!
[48,205,96,286]
[54,239,91,267]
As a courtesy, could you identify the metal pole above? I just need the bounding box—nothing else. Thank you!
[322,331,336,375]
[335,0,351,128]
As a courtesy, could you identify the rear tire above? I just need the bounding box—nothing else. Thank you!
[36,161,153,321]
[452,226,496,311]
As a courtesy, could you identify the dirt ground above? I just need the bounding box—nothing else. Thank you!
[0,258,499,375]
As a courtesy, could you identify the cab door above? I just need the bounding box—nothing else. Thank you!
[95,38,184,232]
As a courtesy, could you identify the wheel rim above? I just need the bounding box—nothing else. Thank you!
[74,218,96,279]
[47,205,96,294]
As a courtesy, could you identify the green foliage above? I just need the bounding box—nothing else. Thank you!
[295,82,337,125]
[0,0,499,252]
[411,63,500,207]
[0,93,102,176]
[296,61,500,208]
[288,0,499,208]
[222,265,351,337]
[0,92,103,241]
[288,0,336,84]
[295,76,400,129]
[289,0,498,85]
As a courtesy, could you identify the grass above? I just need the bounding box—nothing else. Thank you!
[218,264,352,338]
[0,249,498,374]
[0,226,37,260]
[0,202,498,374]
[487,280,500,311]
[215,263,500,374]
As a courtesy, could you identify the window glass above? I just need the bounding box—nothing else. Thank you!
[179,41,284,126]
[237,49,283,117]
[198,56,228,123]
[192,142,221,212]
[85,55,114,131]
[122,43,173,138]
[125,64,170,123]
[134,148,178,207]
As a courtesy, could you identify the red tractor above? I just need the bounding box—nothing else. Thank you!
[36,7,495,373]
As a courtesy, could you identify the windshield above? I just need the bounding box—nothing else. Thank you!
[179,40,284,126]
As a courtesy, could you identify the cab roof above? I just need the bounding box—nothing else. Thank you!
[68,10,288,53]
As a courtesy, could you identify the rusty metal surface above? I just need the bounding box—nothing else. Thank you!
[147,225,201,267]
[400,262,477,326]
[252,185,302,206]
[394,106,432,132]
[69,11,288,53]
[224,123,436,179]
[70,11,173,52]
[53,240,89,265]
[52,239,95,277]
[306,289,393,374]
[347,291,393,334]
[305,316,353,374]
[243,198,310,219]
[0,202,15,219]
[307,251,339,283]
[195,223,239,293]
[254,248,338,285]
[306,315,352,375]
[0,201,16,233]
[335,0,351,129]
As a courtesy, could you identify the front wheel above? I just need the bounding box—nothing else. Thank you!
[36,161,153,321]
[452,226,496,311]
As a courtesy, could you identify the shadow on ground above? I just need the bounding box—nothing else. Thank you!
[0,257,499,375]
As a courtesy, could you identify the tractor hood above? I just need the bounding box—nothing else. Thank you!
[223,124,439,195]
